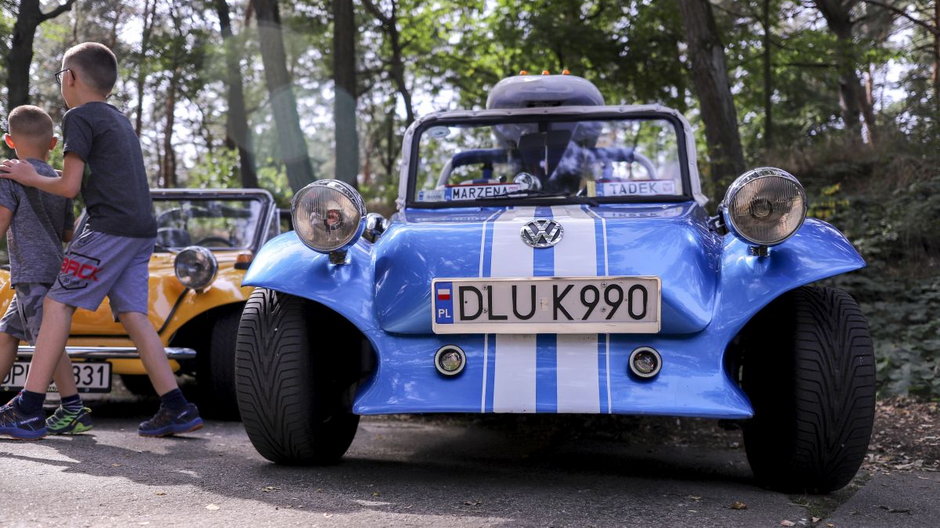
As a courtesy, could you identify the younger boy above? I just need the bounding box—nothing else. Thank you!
[0,105,91,438]
[0,42,202,438]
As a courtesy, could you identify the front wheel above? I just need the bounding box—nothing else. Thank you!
[739,286,875,493]
[235,288,360,465]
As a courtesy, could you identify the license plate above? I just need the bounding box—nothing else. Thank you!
[0,361,112,393]
[432,276,661,334]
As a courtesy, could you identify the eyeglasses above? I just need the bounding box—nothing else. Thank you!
[54,68,71,86]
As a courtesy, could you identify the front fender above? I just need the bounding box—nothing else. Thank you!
[243,232,379,335]
[713,218,865,335]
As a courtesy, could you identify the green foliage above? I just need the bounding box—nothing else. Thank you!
[809,135,940,400]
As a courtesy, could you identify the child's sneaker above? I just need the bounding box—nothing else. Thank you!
[0,400,47,440]
[138,403,203,437]
[46,406,94,434]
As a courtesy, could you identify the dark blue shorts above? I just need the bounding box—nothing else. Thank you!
[48,227,155,315]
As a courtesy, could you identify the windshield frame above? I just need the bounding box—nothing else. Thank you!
[404,108,694,209]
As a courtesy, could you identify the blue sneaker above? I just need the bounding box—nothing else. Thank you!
[138,403,203,437]
[0,400,47,440]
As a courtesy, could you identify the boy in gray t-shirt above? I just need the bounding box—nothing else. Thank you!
[0,105,92,435]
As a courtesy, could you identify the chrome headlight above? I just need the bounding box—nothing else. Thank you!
[291,180,366,253]
[721,167,807,247]
[174,246,218,290]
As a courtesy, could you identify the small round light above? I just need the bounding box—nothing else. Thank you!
[291,180,366,253]
[629,347,662,379]
[434,345,466,376]
[174,246,218,290]
[721,167,807,247]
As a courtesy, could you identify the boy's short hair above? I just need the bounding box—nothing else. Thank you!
[8,105,54,145]
[64,42,118,95]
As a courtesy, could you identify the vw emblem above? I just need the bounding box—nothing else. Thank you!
[521,219,563,248]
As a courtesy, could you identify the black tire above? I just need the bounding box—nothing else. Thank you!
[234,288,360,465]
[120,374,156,397]
[739,286,875,493]
[195,309,241,420]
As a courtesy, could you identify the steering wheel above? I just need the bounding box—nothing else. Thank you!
[194,236,234,247]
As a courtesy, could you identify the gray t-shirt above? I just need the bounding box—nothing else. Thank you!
[62,102,156,238]
[0,159,74,285]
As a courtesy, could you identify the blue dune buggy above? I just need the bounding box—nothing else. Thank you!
[235,74,874,493]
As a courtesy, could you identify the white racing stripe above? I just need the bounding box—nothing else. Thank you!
[485,206,603,413]
[493,334,538,412]
[551,206,601,413]
[490,208,537,412]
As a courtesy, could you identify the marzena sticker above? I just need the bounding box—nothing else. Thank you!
[597,180,676,197]
[445,183,522,200]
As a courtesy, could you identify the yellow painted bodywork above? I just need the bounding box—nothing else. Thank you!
[1,250,252,375]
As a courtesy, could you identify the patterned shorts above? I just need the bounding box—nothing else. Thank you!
[0,283,51,344]
[47,226,154,315]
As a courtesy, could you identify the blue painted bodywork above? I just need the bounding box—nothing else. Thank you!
[244,201,864,420]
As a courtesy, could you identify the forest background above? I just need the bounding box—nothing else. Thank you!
[1,0,938,399]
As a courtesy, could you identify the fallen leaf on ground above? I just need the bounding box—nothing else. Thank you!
[730,501,747,510]
[206,504,220,511]
[780,521,795,527]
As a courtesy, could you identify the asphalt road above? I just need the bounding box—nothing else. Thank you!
[0,398,938,528]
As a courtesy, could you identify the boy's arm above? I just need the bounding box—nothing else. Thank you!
[0,206,11,240]
[0,154,83,198]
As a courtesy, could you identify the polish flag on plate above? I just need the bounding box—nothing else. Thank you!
[437,288,451,301]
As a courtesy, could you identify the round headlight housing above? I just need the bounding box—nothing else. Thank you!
[291,180,366,253]
[174,246,218,290]
[721,167,807,247]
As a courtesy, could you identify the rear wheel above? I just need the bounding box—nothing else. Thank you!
[195,309,241,420]
[120,374,155,397]
[235,288,360,465]
[738,286,875,493]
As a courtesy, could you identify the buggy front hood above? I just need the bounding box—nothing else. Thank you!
[374,203,718,335]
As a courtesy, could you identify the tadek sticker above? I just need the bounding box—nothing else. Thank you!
[597,180,676,197]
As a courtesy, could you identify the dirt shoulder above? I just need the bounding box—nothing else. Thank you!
[867,397,940,473]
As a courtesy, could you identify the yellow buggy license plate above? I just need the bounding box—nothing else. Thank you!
[431,276,661,334]
[0,361,112,393]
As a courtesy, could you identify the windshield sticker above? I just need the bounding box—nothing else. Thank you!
[417,184,527,202]
[596,180,676,197]
[425,126,451,139]
[417,189,446,202]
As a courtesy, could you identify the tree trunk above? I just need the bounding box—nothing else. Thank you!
[362,0,415,124]
[161,68,178,188]
[815,0,876,143]
[935,1,940,114]
[251,0,316,192]
[5,0,76,110]
[333,0,359,188]
[134,0,156,136]
[677,0,746,199]
[762,0,773,149]
[216,0,259,188]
